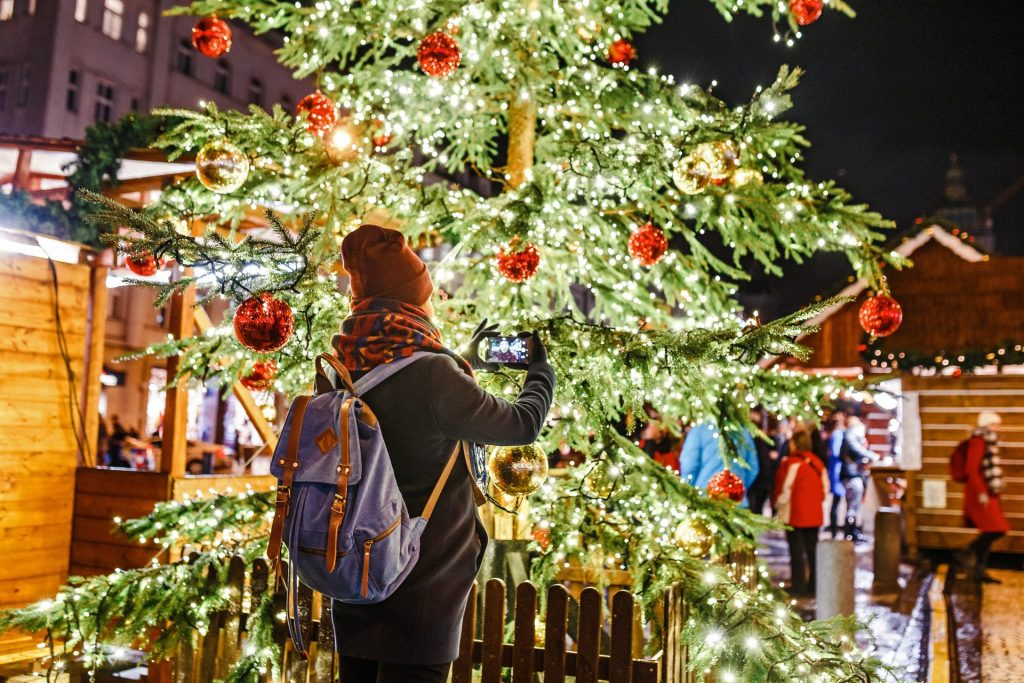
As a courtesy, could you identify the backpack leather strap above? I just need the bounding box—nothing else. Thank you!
[268,394,311,565]
[325,398,356,572]
[461,442,487,507]
[315,354,358,395]
[421,442,465,521]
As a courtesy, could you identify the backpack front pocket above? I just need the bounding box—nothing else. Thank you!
[360,516,402,598]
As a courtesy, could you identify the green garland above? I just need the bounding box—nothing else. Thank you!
[0,113,174,246]
[861,335,1024,372]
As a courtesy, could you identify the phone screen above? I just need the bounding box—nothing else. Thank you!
[482,336,530,367]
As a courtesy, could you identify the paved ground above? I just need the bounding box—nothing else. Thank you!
[979,569,1024,678]
[759,530,930,681]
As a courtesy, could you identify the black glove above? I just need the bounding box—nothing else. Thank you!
[527,331,547,365]
[464,319,499,372]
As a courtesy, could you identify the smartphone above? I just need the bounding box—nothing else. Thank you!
[481,335,531,369]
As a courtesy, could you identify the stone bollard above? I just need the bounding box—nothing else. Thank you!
[816,539,855,620]
[873,507,902,594]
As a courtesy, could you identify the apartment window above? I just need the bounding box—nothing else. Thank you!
[0,69,8,111]
[214,59,230,94]
[247,78,263,107]
[94,81,114,122]
[135,11,149,53]
[102,0,123,40]
[16,63,29,108]
[130,96,139,111]
[66,69,79,112]
[176,39,192,76]
[280,93,293,111]
[75,0,88,23]
[0,1,14,21]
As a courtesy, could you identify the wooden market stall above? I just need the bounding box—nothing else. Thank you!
[0,231,104,609]
[796,224,1024,555]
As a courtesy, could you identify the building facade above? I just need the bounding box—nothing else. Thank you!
[0,0,311,139]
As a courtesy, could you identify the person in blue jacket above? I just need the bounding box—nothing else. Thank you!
[680,421,760,507]
[826,411,847,538]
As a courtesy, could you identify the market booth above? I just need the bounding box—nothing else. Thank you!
[798,225,1024,555]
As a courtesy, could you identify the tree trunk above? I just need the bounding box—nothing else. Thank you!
[506,96,536,190]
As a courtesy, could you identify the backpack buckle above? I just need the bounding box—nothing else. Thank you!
[331,495,347,515]
[276,485,290,503]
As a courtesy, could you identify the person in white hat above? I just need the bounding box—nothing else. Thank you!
[959,411,1008,583]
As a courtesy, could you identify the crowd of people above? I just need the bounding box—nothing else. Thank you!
[635,407,883,597]
[634,406,1010,594]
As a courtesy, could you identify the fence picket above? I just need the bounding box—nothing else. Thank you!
[480,579,507,683]
[214,556,246,679]
[543,583,569,682]
[310,594,335,682]
[511,582,537,682]
[609,590,633,683]
[576,587,602,683]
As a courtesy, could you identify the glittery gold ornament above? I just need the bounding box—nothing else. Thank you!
[581,459,617,498]
[694,141,740,183]
[672,155,711,195]
[488,444,548,496]
[195,139,250,194]
[731,167,764,187]
[672,517,713,556]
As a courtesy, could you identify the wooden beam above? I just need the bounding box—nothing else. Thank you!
[12,148,32,190]
[160,270,195,478]
[193,307,278,450]
[81,265,108,467]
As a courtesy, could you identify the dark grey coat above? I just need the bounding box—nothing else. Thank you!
[331,352,555,664]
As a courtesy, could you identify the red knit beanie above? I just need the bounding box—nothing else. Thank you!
[340,224,433,305]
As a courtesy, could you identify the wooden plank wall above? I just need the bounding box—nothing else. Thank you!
[905,373,1024,553]
[0,252,91,607]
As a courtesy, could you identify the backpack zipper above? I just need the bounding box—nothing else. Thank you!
[361,516,402,598]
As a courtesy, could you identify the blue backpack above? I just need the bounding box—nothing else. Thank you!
[267,352,475,657]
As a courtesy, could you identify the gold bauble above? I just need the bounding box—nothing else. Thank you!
[195,139,250,194]
[581,459,616,499]
[325,116,367,163]
[487,444,548,496]
[671,155,710,195]
[693,140,740,182]
[732,167,764,187]
[672,517,713,556]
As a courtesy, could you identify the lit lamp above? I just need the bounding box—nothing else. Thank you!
[325,117,365,163]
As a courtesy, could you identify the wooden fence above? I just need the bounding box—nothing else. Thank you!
[139,556,707,683]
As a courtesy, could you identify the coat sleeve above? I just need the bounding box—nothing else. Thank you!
[965,436,989,495]
[427,355,555,446]
[679,425,705,484]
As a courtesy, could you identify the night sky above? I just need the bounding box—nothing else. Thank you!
[638,0,1024,315]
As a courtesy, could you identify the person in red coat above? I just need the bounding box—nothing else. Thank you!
[774,430,829,596]
[961,412,1009,583]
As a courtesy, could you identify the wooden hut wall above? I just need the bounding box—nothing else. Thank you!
[0,251,94,607]
[905,373,1024,553]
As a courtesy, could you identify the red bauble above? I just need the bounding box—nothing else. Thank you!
[192,17,232,58]
[417,31,461,79]
[233,293,295,353]
[789,0,823,26]
[370,119,393,148]
[628,223,669,266]
[296,91,337,137]
[532,527,551,550]
[707,470,745,503]
[496,242,541,283]
[240,359,278,391]
[125,253,159,276]
[607,39,637,66]
[858,294,903,338]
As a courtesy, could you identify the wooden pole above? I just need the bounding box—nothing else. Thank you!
[81,264,108,467]
[160,273,195,477]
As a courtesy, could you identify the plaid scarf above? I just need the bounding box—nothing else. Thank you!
[972,427,1003,495]
[333,298,471,375]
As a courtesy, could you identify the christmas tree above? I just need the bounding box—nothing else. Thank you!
[3,0,903,680]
